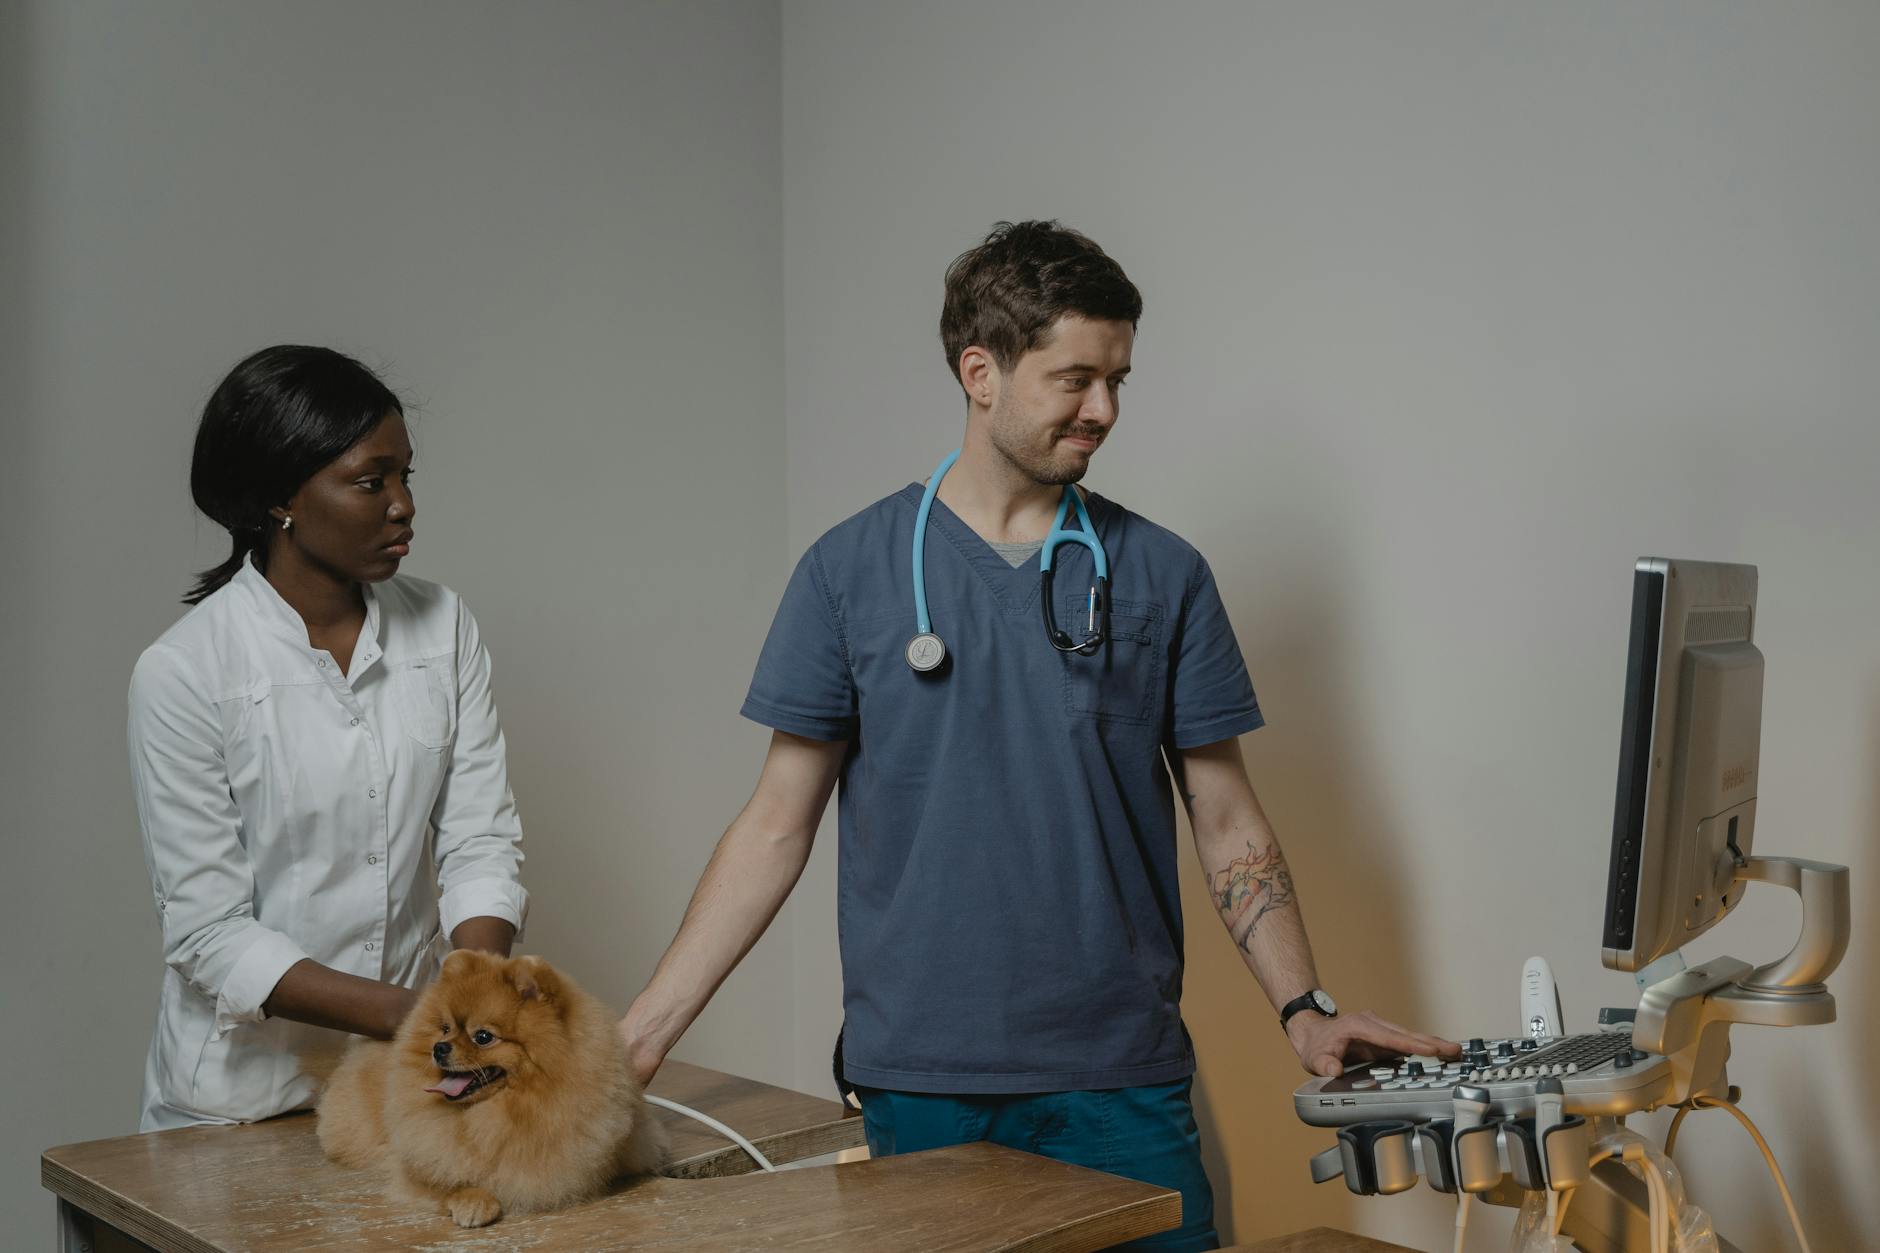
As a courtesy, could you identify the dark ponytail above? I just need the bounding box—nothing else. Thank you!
[185,534,266,607]
[184,345,403,605]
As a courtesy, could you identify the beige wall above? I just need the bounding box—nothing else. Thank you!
[779,2,1879,1248]
[0,0,788,1234]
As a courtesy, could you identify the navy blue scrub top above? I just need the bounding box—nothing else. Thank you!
[742,483,1264,1093]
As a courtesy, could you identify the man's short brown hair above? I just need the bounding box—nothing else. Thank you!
[940,221,1143,386]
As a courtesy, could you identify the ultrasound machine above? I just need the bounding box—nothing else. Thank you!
[1293,559,1849,1252]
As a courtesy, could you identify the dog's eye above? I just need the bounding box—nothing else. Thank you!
[472,1029,495,1047]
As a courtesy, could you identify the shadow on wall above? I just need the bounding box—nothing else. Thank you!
[1181,519,1442,1245]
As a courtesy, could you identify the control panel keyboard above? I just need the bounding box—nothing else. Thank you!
[1295,1031,1671,1126]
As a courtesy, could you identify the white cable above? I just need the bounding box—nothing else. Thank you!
[1644,1158,1667,1253]
[1452,1192,1470,1253]
[644,1093,777,1172]
[1648,1157,1672,1253]
[1673,1095,1811,1253]
[1664,1103,1693,1159]
[1623,1142,1665,1253]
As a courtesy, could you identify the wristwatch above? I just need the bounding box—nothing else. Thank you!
[1279,989,1338,1030]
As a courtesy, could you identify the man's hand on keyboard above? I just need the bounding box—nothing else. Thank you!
[1286,1009,1460,1078]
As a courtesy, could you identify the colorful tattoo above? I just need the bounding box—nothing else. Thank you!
[1207,841,1296,953]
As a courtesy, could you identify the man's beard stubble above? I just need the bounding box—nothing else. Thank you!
[987,396,1097,487]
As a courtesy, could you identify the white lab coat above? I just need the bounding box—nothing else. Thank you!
[127,558,527,1129]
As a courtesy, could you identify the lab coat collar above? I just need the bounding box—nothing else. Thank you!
[232,554,384,676]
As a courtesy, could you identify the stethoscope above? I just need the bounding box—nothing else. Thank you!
[905,448,1112,673]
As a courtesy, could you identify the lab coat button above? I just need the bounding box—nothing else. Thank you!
[364,942,375,952]
[350,717,360,726]
[367,855,378,865]
[368,788,377,798]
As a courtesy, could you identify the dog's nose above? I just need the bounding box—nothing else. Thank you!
[433,1041,452,1065]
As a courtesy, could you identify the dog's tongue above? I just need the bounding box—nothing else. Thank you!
[426,1074,475,1098]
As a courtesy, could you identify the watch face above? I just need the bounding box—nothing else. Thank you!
[1312,990,1338,1016]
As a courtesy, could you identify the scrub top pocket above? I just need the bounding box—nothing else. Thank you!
[1061,597,1163,727]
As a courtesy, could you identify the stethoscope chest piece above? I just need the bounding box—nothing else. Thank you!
[905,632,948,674]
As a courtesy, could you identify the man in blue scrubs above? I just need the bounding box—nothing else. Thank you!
[621,221,1456,1249]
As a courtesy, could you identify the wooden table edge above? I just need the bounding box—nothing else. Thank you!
[44,1153,205,1253]
[1004,1186,1184,1253]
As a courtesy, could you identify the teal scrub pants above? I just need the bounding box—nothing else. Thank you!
[855,1079,1219,1251]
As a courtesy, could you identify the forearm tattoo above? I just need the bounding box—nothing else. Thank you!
[1207,841,1297,953]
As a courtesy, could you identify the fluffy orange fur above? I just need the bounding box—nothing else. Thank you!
[317,950,667,1228]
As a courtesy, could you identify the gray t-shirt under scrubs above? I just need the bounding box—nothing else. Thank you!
[742,483,1264,1093]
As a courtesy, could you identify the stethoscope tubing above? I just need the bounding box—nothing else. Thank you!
[912,447,1111,665]
[911,448,961,637]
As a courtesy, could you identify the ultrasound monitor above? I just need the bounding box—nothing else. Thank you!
[1602,558,1763,973]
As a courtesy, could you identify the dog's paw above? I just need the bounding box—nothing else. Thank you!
[446,1187,502,1228]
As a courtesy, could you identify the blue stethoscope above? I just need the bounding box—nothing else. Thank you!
[905,448,1112,673]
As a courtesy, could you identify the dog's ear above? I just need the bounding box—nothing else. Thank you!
[442,948,493,979]
[508,956,562,1005]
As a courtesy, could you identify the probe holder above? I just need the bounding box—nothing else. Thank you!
[1503,1118,1545,1191]
[1454,1119,1506,1194]
[1334,1120,1419,1196]
[1542,1115,1591,1190]
[1416,1118,1458,1194]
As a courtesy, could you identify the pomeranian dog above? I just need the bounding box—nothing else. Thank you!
[317,950,667,1227]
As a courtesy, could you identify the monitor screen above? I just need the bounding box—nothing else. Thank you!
[1602,558,1763,973]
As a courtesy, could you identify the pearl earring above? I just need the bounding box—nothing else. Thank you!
[282,516,293,532]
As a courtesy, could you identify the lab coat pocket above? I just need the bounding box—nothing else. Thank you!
[392,659,455,749]
[184,1019,296,1122]
[1061,597,1163,727]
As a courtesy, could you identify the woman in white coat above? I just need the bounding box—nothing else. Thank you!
[129,345,527,1129]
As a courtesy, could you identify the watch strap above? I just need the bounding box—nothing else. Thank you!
[1280,989,1334,1029]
